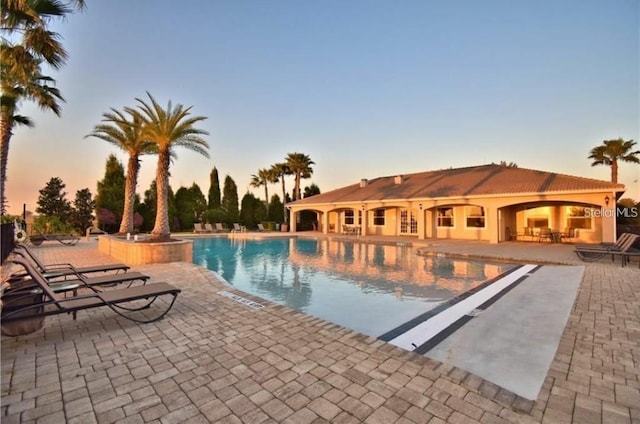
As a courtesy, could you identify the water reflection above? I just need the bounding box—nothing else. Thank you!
[193,238,514,313]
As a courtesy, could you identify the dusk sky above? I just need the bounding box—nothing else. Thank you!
[5,0,639,215]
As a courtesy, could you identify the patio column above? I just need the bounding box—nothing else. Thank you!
[290,211,297,232]
[361,207,368,236]
[417,205,425,239]
[602,202,616,243]
[488,208,499,243]
[322,211,329,234]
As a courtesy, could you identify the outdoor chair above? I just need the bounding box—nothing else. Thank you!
[560,227,576,243]
[7,251,150,288]
[538,228,553,243]
[574,234,639,264]
[28,228,80,246]
[193,223,207,233]
[215,223,226,232]
[257,223,267,232]
[231,223,246,233]
[11,244,129,280]
[574,233,631,251]
[1,257,181,329]
[204,223,215,233]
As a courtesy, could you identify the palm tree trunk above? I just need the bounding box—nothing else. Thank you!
[264,185,269,214]
[151,150,171,240]
[611,160,618,184]
[0,116,13,214]
[295,172,301,201]
[281,176,287,224]
[120,155,140,234]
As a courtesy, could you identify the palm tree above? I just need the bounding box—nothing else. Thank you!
[271,162,292,224]
[0,0,84,212]
[1,0,84,69]
[129,93,209,241]
[250,167,279,213]
[286,152,314,201]
[86,108,156,234]
[588,138,640,184]
[0,63,63,212]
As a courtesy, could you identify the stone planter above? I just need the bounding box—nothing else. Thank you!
[98,235,193,265]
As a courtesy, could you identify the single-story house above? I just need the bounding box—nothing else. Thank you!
[286,164,625,244]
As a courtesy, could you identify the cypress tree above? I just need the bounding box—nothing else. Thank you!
[208,167,221,209]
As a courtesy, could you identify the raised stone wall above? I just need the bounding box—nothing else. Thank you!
[98,235,193,265]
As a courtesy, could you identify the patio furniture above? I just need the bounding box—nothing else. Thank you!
[215,223,226,232]
[11,244,129,280]
[231,223,246,233]
[257,223,267,232]
[204,223,215,233]
[538,228,553,243]
[7,251,150,288]
[193,223,207,233]
[560,227,576,243]
[574,234,639,264]
[1,257,181,329]
[28,228,80,246]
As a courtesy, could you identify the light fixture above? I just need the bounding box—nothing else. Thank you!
[604,195,610,207]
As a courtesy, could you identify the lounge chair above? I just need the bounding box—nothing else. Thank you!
[7,251,150,288]
[193,223,207,233]
[11,244,129,279]
[257,223,267,232]
[28,228,80,246]
[204,223,215,233]
[574,233,631,251]
[574,234,639,263]
[215,223,226,232]
[231,223,246,233]
[1,257,180,327]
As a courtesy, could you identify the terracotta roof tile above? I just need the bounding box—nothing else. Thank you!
[290,164,624,205]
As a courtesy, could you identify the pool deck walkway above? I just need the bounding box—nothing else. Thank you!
[2,235,639,423]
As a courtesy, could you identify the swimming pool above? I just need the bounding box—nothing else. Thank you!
[192,237,515,338]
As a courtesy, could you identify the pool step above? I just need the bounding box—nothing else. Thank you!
[386,264,539,354]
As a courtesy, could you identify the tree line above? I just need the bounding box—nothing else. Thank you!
[33,154,321,234]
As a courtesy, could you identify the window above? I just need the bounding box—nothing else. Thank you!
[527,217,549,229]
[466,206,485,228]
[373,209,385,226]
[437,207,454,227]
[344,210,354,225]
[567,207,592,230]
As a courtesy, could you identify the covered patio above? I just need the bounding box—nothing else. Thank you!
[287,165,623,244]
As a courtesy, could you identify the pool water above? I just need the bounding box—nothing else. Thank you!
[193,237,515,337]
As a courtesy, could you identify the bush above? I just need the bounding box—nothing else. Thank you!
[202,208,229,225]
[33,215,76,235]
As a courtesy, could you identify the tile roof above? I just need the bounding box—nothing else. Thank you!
[290,164,624,205]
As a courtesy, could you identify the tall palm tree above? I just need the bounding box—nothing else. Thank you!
[250,168,279,213]
[286,152,314,201]
[0,0,84,212]
[86,108,156,234]
[0,63,63,212]
[129,93,209,241]
[271,162,292,224]
[588,138,640,184]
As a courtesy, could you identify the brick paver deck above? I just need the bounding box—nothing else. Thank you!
[1,237,639,423]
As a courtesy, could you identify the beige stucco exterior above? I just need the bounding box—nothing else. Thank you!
[288,189,619,244]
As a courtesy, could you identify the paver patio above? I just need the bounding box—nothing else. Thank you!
[1,236,639,423]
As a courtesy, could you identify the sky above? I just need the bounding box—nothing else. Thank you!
[5,0,640,215]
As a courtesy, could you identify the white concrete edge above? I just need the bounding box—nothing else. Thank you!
[389,264,538,351]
